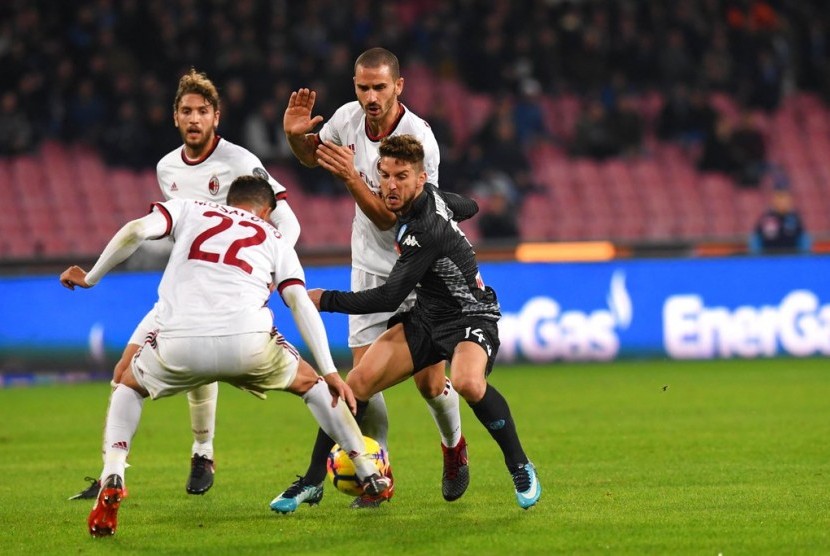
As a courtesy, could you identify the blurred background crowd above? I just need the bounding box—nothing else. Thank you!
[1,0,828,256]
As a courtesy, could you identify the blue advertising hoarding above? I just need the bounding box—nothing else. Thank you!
[2,255,828,370]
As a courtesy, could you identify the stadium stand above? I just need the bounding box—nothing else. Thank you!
[4,90,830,259]
[3,1,830,260]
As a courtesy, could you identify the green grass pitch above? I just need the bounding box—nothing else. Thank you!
[0,358,828,555]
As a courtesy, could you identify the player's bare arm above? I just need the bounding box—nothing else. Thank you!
[284,88,324,167]
[316,142,397,231]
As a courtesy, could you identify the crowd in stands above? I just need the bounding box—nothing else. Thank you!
[1,0,830,246]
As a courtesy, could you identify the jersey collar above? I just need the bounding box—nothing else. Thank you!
[181,135,221,166]
[364,104,406,142]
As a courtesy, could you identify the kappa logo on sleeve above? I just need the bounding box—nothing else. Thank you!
[402,235,421,248]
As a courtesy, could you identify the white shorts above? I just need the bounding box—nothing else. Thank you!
[349,267,415,348]
[128,306,158,346]
[132,330,300,400]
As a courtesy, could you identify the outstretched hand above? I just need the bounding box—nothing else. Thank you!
[323,372,357,414]
[284,88,324,137]
[59,265,91,290]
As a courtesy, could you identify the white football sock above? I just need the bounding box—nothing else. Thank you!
[360,392,390,452]
[425,378,462,448]
[100,386,116,463]
[101,385,144,482]
[188,382,217,459]
[302,380,377,478]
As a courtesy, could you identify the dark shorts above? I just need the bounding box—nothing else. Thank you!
[388,311,501,377]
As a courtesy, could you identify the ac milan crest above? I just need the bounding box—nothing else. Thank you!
[208,175,220,195]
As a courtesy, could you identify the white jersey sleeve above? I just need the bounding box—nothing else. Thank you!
[280,283,338,376]
[226,146,287,198]
[269,199,300,248]
[318,103,352,146]
[85,209,170,285]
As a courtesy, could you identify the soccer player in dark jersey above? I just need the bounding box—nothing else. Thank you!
[307,134,541,509]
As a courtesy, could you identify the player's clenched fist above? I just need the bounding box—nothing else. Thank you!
[60,265,91,290]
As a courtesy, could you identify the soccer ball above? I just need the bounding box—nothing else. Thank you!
[327,436,389,496]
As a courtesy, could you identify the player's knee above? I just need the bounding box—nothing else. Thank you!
[451,374,486,403]
[113,344,140,384]
[346,368,374,400]
[413,367,447,398]
[119,365,149,398]
[287,360,320,396]
[112,358,129,384]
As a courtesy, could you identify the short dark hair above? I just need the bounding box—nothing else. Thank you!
[354,47,400,79]
[378,134,424,170]
[227,175,276,211]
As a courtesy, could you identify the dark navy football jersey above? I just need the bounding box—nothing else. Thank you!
[321,183,499,323]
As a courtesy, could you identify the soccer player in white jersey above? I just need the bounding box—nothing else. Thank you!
[271,47,468,511]
[60,176,390,537]
[70,69,301,501]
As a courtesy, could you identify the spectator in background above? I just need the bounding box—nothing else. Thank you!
[698,115,736,174]
[216,77,246,144]
[100,100,149,169]
[748,48,785,111]
[749,176,810,254]
[660,28,696,87]
[570,99,621,160]
[143,102,179,162]
[480,117,538,202]
[243,99,285,164]
[729,111,767,187]
[700,25,736,92]
[0,91,35,155]
[419,101,456,161]
[607,93,644,157]
[66,78,107,145]
[477,191,520,242]
[512,78,547,146]
[657,85,717,145]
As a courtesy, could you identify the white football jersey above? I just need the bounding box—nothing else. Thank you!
[319,101,439,276]
[156,136,287,206]
[151,198,305,337]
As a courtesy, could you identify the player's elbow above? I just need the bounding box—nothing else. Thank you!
[377,294,404,312]
[124,219,154,244]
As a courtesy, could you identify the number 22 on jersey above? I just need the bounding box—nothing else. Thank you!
[188,211,266,274]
